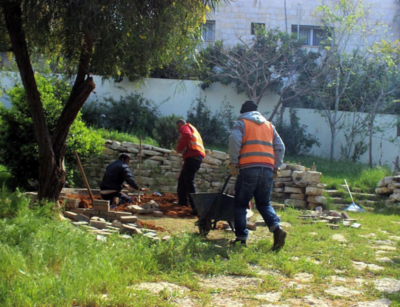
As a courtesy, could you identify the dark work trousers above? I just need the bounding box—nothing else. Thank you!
[177,157,202,210]
[101,191,132,204]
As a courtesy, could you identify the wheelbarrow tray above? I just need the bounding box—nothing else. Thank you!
[190,192,235,223]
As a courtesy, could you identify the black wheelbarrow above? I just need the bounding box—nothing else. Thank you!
[190,175,235,236]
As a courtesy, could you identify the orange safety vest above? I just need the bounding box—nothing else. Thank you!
[186,123,205,155]
[239,119,275,166]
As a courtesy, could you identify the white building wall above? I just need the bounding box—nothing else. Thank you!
[205,0,400,47]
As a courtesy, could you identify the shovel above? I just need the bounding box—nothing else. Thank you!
[343,179,365,212]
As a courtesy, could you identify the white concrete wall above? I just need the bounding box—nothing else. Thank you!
[86,77,400,166]
[88,76,280,117]
[1,73,398,166]
[281,108,400,165]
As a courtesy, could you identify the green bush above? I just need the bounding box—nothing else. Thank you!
[93,127,159,146]
[186,96,235,145]
[275,109,320,156]
[0,74,104,190]
[82,93,160,137]
[152,114,181,149]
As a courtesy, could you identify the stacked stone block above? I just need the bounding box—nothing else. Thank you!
[66,199,134,222]
[375,175,400,207]
[84,141,231,194]
[272,163,326,209]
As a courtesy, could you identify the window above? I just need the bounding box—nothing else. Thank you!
[291,25,328,46]
[202,21,215,42]
[251,22,265,35]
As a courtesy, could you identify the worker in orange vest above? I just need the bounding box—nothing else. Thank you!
[229,100,286,250]
[175,119,206,215]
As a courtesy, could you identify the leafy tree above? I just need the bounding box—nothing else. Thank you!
[0,74,104,190]
[186,96,235,145]
[195,28,321,121]
[82,93,160,137]
[0,0,225,201]
[312,0,381,161]
[275,109,320,156]
[348,50,400,167]
[152,114,181,149]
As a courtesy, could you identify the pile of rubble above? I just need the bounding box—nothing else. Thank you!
[375,175,400,207]
[271,163,327,210]
[63,199,169,242]
[298,209,361,229]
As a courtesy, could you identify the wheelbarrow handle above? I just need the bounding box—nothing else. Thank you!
[220,175,232,194]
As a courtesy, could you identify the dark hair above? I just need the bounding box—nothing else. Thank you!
[176,119,186,125]
[119,153,131,161]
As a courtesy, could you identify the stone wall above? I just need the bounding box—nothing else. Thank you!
[84,141,326,210]
[84,140,232,194]
[271,164,326,209]
[376,175,400,208]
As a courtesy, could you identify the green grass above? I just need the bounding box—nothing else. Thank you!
[286,155,392,192]
[0,188,399,306]
[92,127,159,146]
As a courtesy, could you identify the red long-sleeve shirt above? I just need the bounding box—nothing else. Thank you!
[177,124,206,161]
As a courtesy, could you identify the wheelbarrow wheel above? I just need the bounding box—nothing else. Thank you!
[198,218,212,236]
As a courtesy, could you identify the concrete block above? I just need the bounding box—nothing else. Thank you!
[122,224,143,235]
[115,211,132,218]
[93,200,109,211]
[120,216,138,223]
[247,222,257,231]
[64,211,77,220]
[64,198,79,209]
[153,211,164,217]
[90,220,107,229]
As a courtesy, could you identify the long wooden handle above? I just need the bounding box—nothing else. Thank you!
[138,136,142,202]
[344,179,355,204]
[74,151,94,204]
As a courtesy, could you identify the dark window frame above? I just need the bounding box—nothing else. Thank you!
[251,22,265,35]
[202,20,216,42]
[291,25,329,46]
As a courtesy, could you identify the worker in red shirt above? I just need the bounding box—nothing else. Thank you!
[175,119,206,215]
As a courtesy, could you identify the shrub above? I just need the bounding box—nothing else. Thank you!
[93,128,159,146]
[82,93,160,137]
[186,96,235,145]
[274,109,320,156]
[0,74,104,190]
[152,114,181,149]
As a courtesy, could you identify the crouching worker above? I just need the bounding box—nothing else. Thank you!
[229,100,286,250]
[100,153,148,206]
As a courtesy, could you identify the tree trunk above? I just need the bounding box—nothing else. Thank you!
[330,126,336,162]
[3,1,95,202]
[368,121,374,168]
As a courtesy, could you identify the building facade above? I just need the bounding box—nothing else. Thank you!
[202,0,400,47]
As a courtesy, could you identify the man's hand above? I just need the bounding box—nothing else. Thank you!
[229,164,238,176]
[124,184,134,192]
[140,187,149,191]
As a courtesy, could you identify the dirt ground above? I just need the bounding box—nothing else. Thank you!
[64,192,195,218]
[64,192,206,233]
[64,192,231,238]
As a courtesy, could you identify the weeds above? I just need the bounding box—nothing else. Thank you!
[0,187,399,306]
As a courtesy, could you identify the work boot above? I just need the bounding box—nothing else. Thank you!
[229,238,246,247]
[272,227,286,251]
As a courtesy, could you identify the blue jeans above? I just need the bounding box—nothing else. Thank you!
[234,167,281,240]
